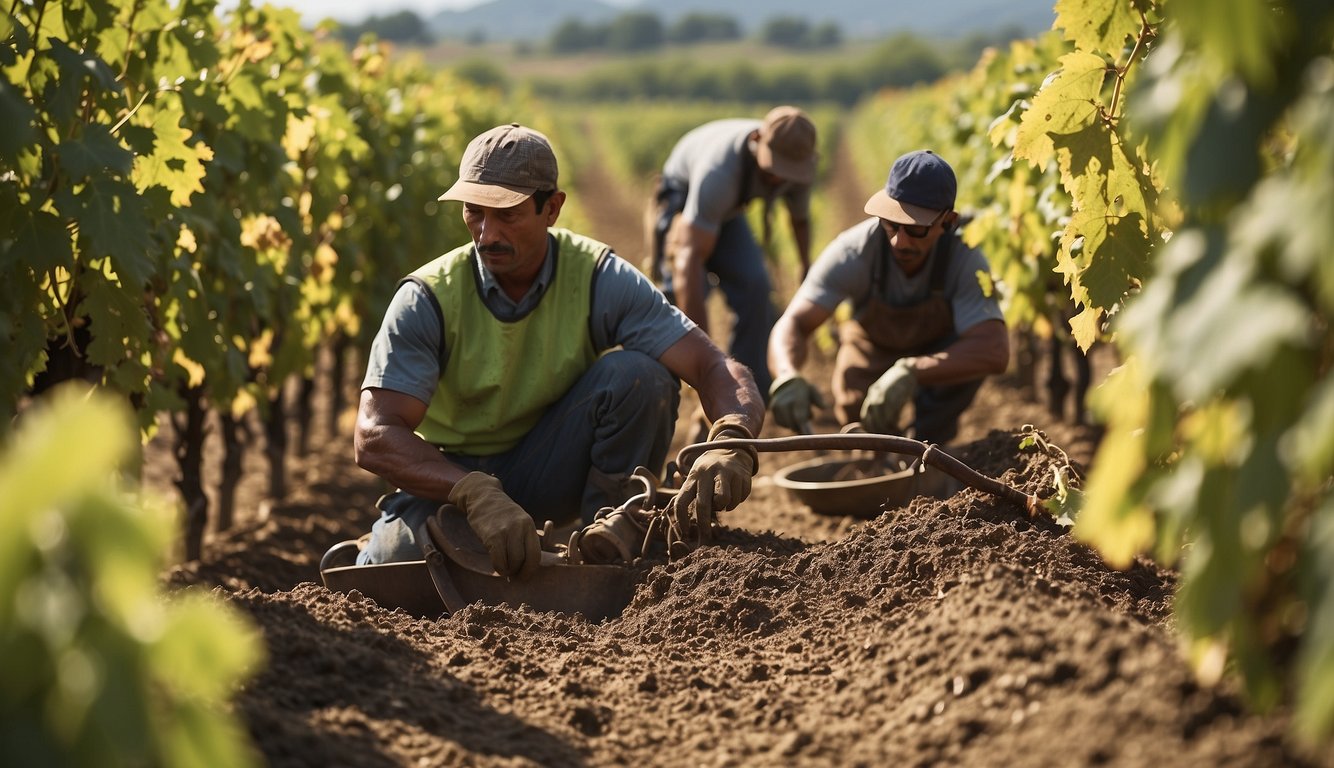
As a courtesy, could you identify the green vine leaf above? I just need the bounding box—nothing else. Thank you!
[54,123,134,180]
[53,177,156,289]
[0,75,37,160]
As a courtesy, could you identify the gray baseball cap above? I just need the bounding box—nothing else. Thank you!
[439,123,558,208]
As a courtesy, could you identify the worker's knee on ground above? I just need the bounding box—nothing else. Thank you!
[357,514,422,565]
[356,493,440,565]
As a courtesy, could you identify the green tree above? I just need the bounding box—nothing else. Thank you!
[549,18,603,53]
[864,32,948,89]
[668,13,742,44]
[810,21,842,49]
[758,16,812,48]
[605,11,665,53]
[336,11,434,46]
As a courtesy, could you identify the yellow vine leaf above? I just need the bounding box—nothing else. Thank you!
[172,348,206,388]
[132,103,214,207]
[248,329,274,370]
[1076,359,1156,565]
[1068,306,1103,350]
[1014,51,1107,171]
[1054,0,1142,57]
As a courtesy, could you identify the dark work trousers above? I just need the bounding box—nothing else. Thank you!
[358,350,681,565]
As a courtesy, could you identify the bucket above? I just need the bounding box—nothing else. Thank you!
[772,454,962,518]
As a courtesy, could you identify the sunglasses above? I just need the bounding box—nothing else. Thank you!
[882,209,946,239]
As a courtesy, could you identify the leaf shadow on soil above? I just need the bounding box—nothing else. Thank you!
[232,587,593,768]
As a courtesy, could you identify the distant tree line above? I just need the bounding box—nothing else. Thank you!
[331,11,434,46]
[326,10,1031,108]
[522,29,1025,106]
[550,12,842,54]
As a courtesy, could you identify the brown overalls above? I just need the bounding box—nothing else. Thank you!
[832,231,954,425]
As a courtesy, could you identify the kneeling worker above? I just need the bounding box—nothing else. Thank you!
[354,123,764,580]
[766,150,1008,443]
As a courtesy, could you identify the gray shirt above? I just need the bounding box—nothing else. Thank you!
[661,118,811,234]
[362,238,696,404]
[795,218,1004,335]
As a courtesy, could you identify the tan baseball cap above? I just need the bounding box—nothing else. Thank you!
[754,106,818,185]
[438,123,558,208]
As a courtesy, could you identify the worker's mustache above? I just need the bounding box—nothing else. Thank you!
[477,244,515,256]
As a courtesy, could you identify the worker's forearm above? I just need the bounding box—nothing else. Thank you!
[791,219,812,276]
[909,327,1009,387]
[697,357,765,438]
[354,424,468,502]
[672,247,710,333]
[767,315,809,381]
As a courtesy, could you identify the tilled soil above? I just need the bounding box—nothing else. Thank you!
[160,368,1327,768]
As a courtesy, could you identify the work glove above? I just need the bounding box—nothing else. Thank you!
[769,374,826,434]
[448,471,541,580]
[674,414,758,540]
[860,358,919,435]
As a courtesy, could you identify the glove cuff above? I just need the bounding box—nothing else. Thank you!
[707,414,759,476]
[707,413,755,442]
[768,373,807,400]
[449,470,502,507]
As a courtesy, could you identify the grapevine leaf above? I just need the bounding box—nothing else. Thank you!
[1123,230,1312,402]
[0,386,135,534]
[43,38,121,125]
[0,14,16,52]
[1288,376,1334,485]
[10,208,73,274]
[1014,51,1107,170]
[1054,125,1157,313]
[54,123,134,180]
[1169,284,1309,403]
[0,75,37,161]
[1168,0,1286,85]
[53,177,157,289]
[1074,424,1154,567]
[79,268,152,374]
[1068,305,1102,351]
[0,247,50,412]
[1073,211,1153,310]
[133,103,215,207]
[1054,0,1142,57]
[1179,88,1279,210]
[986,99,1024,148]
[1296,497,1334,743]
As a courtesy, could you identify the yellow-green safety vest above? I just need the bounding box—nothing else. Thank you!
[407,228,609,455]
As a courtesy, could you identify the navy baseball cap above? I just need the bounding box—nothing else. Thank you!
[864,150,957,225]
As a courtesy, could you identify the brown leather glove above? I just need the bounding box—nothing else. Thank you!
[448,472,541,580]
[674,414,757,539]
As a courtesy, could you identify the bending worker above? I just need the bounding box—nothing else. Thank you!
[354,123,764,579]
[766,150,1008,444]
[649,105,818,398]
